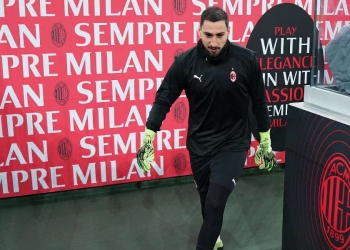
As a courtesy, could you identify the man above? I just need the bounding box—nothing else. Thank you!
[137,6,277,250]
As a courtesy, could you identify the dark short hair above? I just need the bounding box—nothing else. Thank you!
[200,6,229,27]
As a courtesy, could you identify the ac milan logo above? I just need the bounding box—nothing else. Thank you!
[174,101,186,123]
[320,153,350,249]
[173,0,186,15]
[51,23,66,47]
[174,153,186,173]
[54,82,69,105]
[230,69,237,82]
[174,48,184,59]
[58,138,72,160]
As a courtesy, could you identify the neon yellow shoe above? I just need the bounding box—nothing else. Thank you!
[214,239,223,250]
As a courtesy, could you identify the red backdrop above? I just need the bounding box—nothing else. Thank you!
[0,0,348,198]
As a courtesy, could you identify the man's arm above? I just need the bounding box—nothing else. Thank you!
[249,53,277,171]
[248,54,270,132]
[137,57,185,172]
[146,57,186,131]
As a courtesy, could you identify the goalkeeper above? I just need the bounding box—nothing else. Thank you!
[136,6,277,250]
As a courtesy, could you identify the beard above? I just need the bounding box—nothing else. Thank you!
[204,41,229,60]
[198,39,229,61]
[205,46,221,58]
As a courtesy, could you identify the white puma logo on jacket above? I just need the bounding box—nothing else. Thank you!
[194,74,203,82]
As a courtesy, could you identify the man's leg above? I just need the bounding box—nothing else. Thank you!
[198,181,223,249]
[190,155,216,248]
[196,182,230,250]
[195,151,247,250]
[199,190,208,219]
[190,155,210,220]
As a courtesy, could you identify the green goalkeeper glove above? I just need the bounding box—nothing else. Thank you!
[254,129,277,171]
[137,128,156,173]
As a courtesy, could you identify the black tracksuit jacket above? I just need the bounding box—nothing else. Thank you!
[146,39,270,156]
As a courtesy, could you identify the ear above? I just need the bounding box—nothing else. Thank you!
[197,28,201,38]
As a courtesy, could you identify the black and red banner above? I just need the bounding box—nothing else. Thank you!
[283,105,350,250]
[247,3,314,151]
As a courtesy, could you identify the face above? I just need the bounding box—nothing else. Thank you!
[198,20,230,57]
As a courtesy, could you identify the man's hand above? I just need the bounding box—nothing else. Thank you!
[137,129,156,173]
[254,129,277,171]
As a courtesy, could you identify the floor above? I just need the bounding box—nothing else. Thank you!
[0,171,284,250]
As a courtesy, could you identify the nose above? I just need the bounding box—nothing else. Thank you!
[210,36,218,47]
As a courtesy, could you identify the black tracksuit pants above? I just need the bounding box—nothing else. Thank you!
[190,151,247,250]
